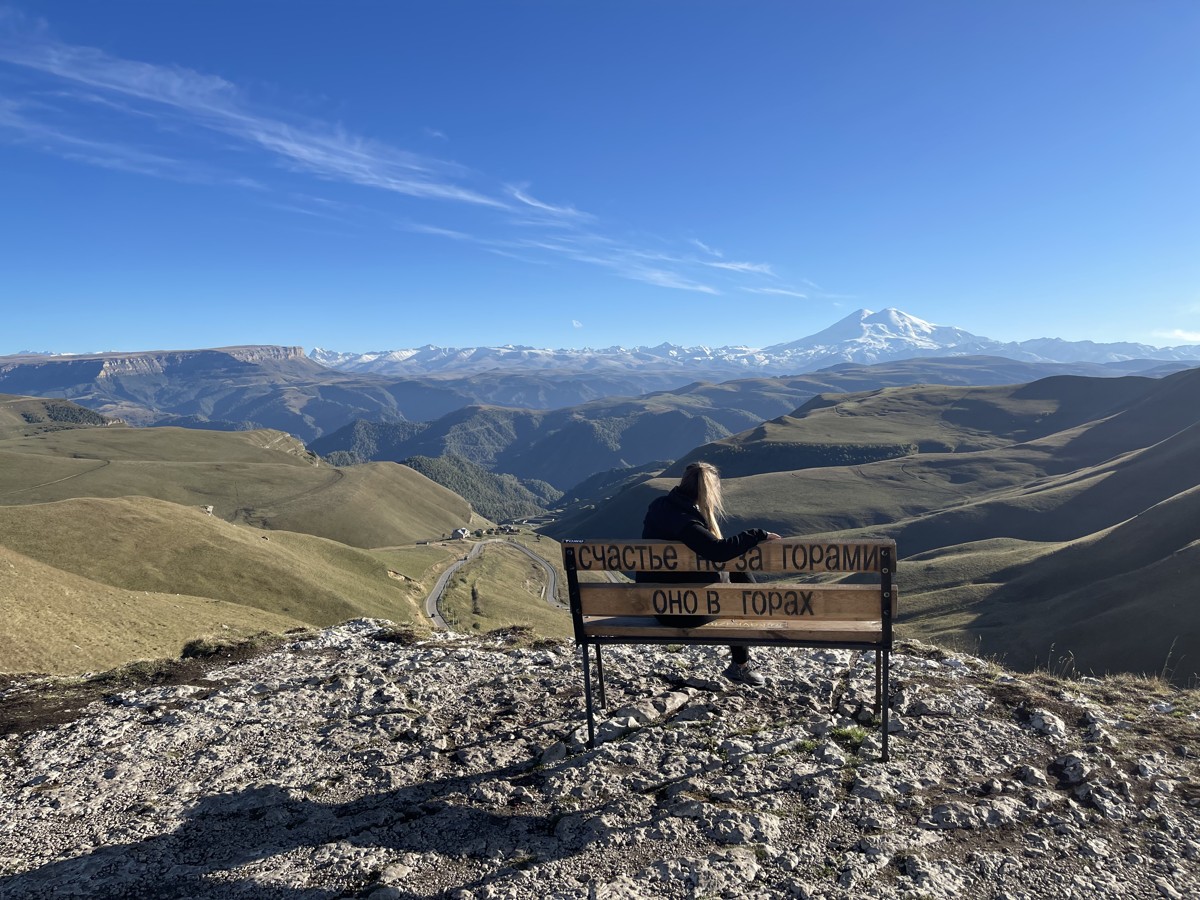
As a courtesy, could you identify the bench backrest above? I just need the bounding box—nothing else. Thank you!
[561,538,896,646]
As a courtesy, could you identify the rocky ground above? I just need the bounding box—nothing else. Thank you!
[1,619,1198,899]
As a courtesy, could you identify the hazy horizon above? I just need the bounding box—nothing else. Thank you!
[7,304,1200,360]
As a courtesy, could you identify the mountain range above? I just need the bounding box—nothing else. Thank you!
[4,308,1195,497]
[311,308,1200,377]
[308,353,1196,494]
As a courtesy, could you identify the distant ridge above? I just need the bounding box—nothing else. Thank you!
[311,308,1200,376]
[4,315,1196,456]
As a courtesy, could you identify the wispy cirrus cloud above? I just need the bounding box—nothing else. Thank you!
[0,16,504,207]
[0,96,260,186]
[506,183,592,220]
[0,9,805,299]
[706,260,774,275]
[743,286,809,299]
[397,221,475,241]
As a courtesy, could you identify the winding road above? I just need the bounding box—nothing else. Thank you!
[423,539,562,631]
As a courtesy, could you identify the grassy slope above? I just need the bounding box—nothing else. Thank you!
[0,403,476,673]
[0,498,434,627]
[0,425,471,548]
[0,399,558,673]
[0,544,303,675]
[553,368,1200,681]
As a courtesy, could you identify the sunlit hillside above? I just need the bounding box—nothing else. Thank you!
[0,422,470,548]
[0,542,303,674]
[0,399,486,673]
[552,367,1200,682]
[0,496,460,674]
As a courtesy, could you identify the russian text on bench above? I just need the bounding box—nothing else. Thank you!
[562,538,897,760]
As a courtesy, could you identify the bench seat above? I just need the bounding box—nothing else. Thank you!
[582,616,883,644]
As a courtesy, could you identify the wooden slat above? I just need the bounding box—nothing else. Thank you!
[578,582,889,620]
[582,615,883,645]
[565,538,894,575]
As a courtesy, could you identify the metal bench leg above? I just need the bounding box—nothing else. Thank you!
[874,649,882,715]
[595,644,607,709]
[581,643,596,749]
[881,649,891,763]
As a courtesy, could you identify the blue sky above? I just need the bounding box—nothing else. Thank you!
[1,2,1197,355]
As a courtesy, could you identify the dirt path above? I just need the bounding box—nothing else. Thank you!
[0,459,111,497]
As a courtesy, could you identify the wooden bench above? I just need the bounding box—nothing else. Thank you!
[561,538,897,760]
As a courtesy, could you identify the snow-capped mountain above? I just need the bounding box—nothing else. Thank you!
[311,308,1200,376]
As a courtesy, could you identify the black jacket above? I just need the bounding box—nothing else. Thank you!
[637,487,768,585]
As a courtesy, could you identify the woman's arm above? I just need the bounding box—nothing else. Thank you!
[676,522,775,563]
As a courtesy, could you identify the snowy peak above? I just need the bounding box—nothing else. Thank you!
[761,308,981,354]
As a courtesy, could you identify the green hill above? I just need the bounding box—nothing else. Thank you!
[0,496,458,674]
[0,497,435,626]
[552,368,1200,682]
[0,398,478,673]
[0,543,304,675]
[0,423,470,548]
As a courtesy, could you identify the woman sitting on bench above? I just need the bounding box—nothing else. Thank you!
[639,461,780,686]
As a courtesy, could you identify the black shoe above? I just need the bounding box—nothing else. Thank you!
[723,662,766,687]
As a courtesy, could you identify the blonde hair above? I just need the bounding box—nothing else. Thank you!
[679,461,726,538]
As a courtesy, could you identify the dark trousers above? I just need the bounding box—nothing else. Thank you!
[653,615,750,665]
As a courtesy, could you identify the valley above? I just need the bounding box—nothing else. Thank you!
[4,309,1200,683]
[555,369,1200,682]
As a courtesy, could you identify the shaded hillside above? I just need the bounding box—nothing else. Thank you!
[0,420,470,548]
[313,405,729,491]
[399,454,562,522]
[905,483,1200,678]
[306,358,1190,494]
[553,368,1200,682]
[0,393,115,438]
[556,460,674,509]
[309,419,431,464]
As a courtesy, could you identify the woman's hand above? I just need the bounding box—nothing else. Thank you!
[763,532,782,541]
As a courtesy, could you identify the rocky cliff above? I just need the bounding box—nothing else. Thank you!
[92,346,308,377]
[1,620,1197,899]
